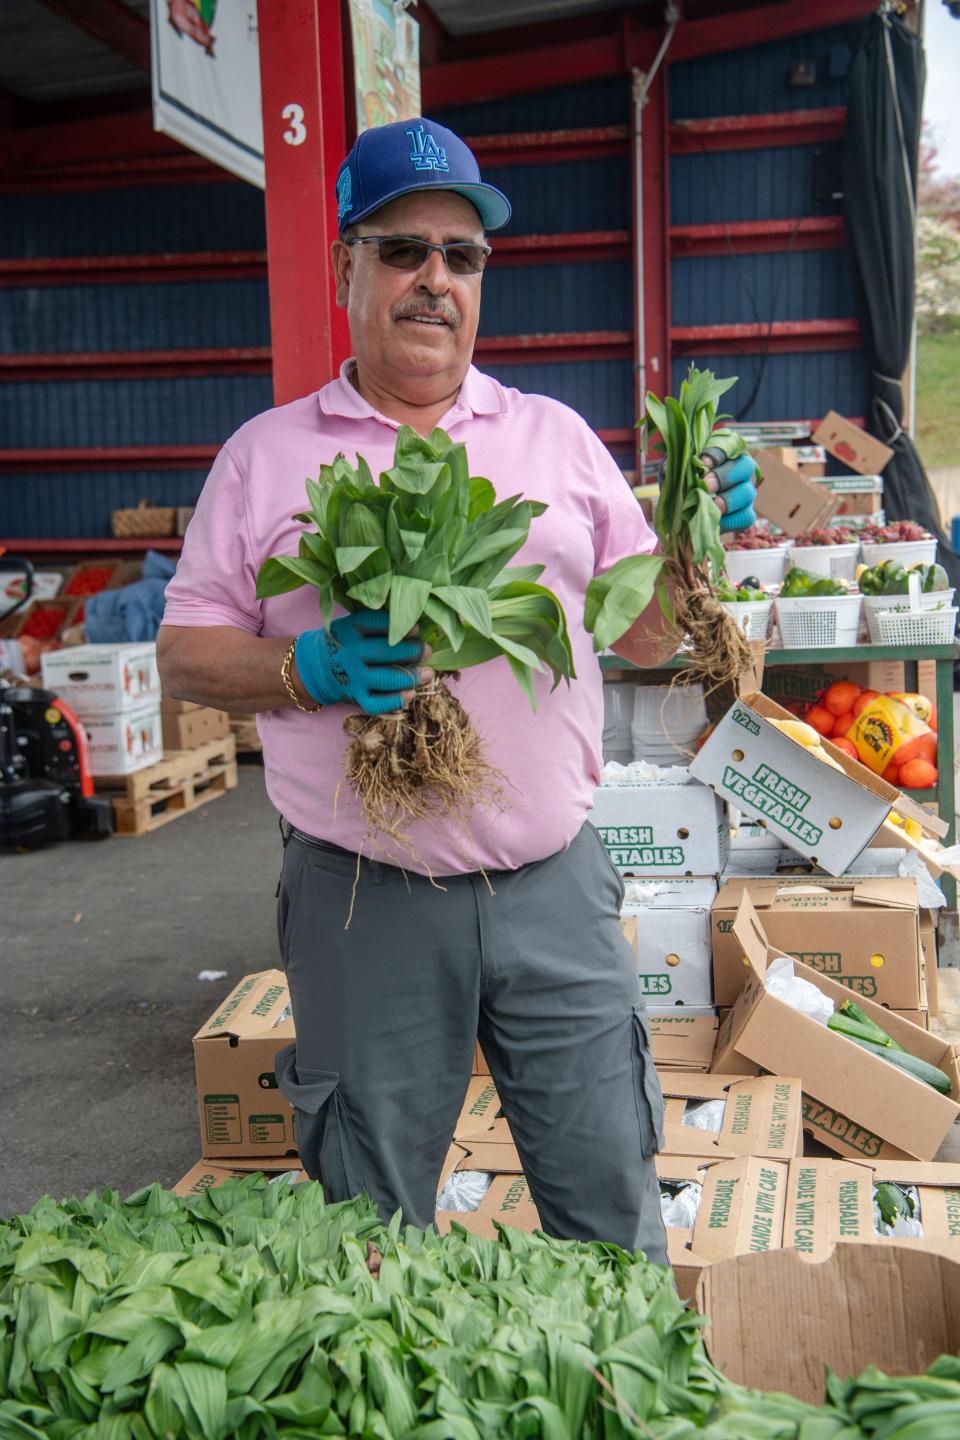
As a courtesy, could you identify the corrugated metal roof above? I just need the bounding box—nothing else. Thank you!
[0,0,147,104]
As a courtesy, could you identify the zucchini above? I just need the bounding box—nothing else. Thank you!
[828,1013,892,1048]
[839,998,905,1052]
[845,1034,952,1095]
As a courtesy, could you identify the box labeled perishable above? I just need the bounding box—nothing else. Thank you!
[623,878,717,1005]
[711,896,960,1161]
[648,1013,719,1072]
[662,1155,790,1300]
[82,702,163,776]
[689,691,954,879]
[660,1073,802,1161]
[711,877,923,1008]
[587,780,728,876]
[193,969,296,1158]
[782,1157,960,1261]
[41,642,160,715]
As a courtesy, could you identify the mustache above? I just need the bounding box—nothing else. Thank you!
[391,297,460,329]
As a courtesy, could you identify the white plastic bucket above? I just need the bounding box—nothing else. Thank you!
[859,538,938,569]
[631,683,707,762]
[722,545,790,587]
[774,594,863,648]
[720,599,774,642]
[861,589,955,624]
[786,541,860,583]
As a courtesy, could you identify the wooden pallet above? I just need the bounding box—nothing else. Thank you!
[107,734,239,836]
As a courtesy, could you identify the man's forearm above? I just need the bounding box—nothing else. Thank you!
[157,624,315,712]
[609,572,679,669]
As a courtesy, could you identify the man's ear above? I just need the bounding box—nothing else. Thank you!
[331,238,351,309]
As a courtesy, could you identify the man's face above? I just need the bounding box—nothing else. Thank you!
[332,191,485,393]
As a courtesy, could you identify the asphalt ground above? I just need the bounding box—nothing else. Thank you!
[1,762,280,1217]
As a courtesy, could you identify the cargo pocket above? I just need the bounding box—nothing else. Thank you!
[275,1042,367,1200]
[632,1007,665,1157]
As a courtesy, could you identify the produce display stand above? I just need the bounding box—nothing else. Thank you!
[601,642,959,916]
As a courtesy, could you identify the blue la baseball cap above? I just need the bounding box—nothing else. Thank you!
[336,117,512,234]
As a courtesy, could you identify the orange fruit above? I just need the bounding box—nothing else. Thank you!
[892,732,938,767]
[881,762,901,784]
[805,704,835,738]
[824,680,861,716]
[898,757,938,789]
[832,711,856,737]
[852,689,879,717]
[831,737,858,760]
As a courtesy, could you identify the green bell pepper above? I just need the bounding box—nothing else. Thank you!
[809,576,848,597]
[880,562,909,596]
[919,562,949,593]
[780,567,816,598]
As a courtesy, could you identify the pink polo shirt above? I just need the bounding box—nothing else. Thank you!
[162,363,656,874]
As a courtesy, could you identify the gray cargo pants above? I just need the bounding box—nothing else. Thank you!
[274,820,668,1264]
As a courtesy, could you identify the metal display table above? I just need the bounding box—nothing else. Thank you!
[601,643,958,910]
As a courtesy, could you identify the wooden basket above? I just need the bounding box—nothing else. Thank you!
[111,499,177,538]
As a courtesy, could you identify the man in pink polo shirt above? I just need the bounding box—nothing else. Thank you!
[159,118,755,1263]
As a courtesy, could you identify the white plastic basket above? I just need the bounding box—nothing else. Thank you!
[774,594,862,648]
[787,541,860,582]
[720,598,774,641]
[859,538,938,569]
[722,545,790,586]
[870,606,958,645]
[862,589,955,627]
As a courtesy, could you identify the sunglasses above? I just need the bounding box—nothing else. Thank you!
[345,234,492,275]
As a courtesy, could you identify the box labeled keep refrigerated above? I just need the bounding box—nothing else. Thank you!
[587,780,728,875]
[81,702,163,776]
[173,1157,306,1196]
[689,691,955,879]
[193,969,296,1158]
[622,878,717,1005]
[41,643,160,715]
[660,1072,802,1161]
[436,1173,539,1239]
[711,896,960,1161]
[711,877,923,1008]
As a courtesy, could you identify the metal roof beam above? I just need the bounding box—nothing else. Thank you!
[33,0,151,73]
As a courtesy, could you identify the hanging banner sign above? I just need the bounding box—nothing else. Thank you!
[150,0,265,188]
[348,0,420,133]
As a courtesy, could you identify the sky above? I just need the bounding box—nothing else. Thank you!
[923,1,960,178]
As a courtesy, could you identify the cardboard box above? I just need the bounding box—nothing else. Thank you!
[661,1155,790,1301]
[173,1157,306,1197]
[712,895,960,1161]
[783,1156,960,1261]
[660,1073,802,1161]
[0,567,64,618]
[711,877,923,1008]
[193,970,297,1159]
[436,1173,539,1239]
[41,642,160,715]
[689,691,953,880]
[752,448,839,535]
[813,410,894,476]
[795,444,826,477]
[161,706,231,751]
[622,878,716,1006]
[83,701,163,776]
[453,1077,522,1172]
[587,780,728,876]
[922,910,939,1017]
[648,1013,719,1072]
[698,1244,960,1405]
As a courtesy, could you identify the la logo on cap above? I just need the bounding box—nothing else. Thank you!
[407,124,449,174]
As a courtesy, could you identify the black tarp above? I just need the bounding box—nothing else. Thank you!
[842,9,960,592]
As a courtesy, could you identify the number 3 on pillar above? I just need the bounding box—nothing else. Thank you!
[282,104,306,146]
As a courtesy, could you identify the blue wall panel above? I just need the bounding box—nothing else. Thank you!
[670,250,856,327]
[483,157,630,235]
[670,144,842,225]
[0,279,270,353]
[436,75,631,137]
[670,351,870,425]
[479,358,633,431]
[1,470,209,539]
[478,260,631,336]
[668,23,862,119]
[0,376,273,449]
[0,183,266,259]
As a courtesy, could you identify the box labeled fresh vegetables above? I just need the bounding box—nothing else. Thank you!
[623,878,716,1005]
[660,1154,790,1301]
[712,896,960,1162]
[690,692,955,879]
[193,970,296,1159]
[711,877,924,1009]
[587,780,728,875]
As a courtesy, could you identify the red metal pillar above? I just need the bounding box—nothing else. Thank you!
[257,0,353,406]
[632,63,670,473]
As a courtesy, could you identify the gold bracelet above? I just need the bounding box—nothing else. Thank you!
[281,640,321,713]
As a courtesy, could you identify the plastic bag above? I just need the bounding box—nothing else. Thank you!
[436,1170,493,1213]
[765,955,835,1026]
[600,760,690,786]
[623,880,675,905]
[660,1182,703,1228]
[898,849,947,908]
[681,1099,726,1133]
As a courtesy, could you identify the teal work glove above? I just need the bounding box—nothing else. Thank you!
[294,610,423,715]
[702,449,758,533]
